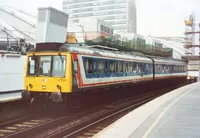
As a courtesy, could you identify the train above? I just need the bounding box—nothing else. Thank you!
[22,42,187,103]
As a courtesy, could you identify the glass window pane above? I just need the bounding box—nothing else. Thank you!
[98,59,104,73]
[38,56,51,76]
[85,58,93,74]
[52,56,66,77]
[27,56,37,75]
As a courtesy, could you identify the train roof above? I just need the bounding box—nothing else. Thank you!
[32,42,186,65]
[63,44,153,63]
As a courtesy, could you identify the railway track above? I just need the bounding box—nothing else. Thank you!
[0,81,190,138]
[0,86,173,138]
[43,90,161,138]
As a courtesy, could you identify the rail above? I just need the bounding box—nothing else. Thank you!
[0,81,190,138]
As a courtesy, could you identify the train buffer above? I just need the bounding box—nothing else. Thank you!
[94,81,200,138]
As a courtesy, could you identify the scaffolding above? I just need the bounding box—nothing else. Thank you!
[66,31,173,58]
[183,13,195,55]
[182,13,200,79]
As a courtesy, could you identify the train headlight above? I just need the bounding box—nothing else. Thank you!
[42,85,46,90]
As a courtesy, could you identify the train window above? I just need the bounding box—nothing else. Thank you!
[161,65,164,73]
[144,63,148,74]
[118,61,123,73]
[128,62,132,74]
[125,62,129,73]
[105,60,109,73]
[52,56,66,77]
[132,62,136,74]
[138,63,143,74]
[93,60,98,74]
[27,56,37,75]
[167,65,170,73]
[174,66,177,72]
[141,63,145,73]
[98,59,104,73]
[136,63,140,74]
[155,64,159,73]
[149,64,153,74]
[115,62,118,73]
[38,56,52,76]
[85,58,93,74]
[170,65,173,73]
[109,61,115,73]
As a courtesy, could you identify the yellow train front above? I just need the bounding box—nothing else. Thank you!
[22,43,73,103]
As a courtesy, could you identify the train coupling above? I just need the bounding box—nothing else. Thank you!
[51,91,63,103]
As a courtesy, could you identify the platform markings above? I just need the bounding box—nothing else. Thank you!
[142,86,196,138]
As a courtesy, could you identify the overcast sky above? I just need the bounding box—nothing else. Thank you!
[1,0,199,37]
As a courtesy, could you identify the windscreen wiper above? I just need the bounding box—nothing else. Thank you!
[59,53,63,63]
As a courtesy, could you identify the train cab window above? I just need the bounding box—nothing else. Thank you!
[98,59,104,73]
[38,56,51,76]
[27,56,37,75]
[52,56,66,77]
[85,58,93,74]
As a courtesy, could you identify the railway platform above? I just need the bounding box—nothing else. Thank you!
[0,91,21,103]
[94,81,200,138]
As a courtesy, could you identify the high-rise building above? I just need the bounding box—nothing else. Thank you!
[63,0,137,33]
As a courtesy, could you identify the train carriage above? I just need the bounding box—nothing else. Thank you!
[22,43,187,103]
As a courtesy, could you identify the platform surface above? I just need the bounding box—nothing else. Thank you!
[0,92,21,103]
[94,82,200,138]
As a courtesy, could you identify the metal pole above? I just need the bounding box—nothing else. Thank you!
[199,23,200,81]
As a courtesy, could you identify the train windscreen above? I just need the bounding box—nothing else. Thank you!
[27,55,66,77]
